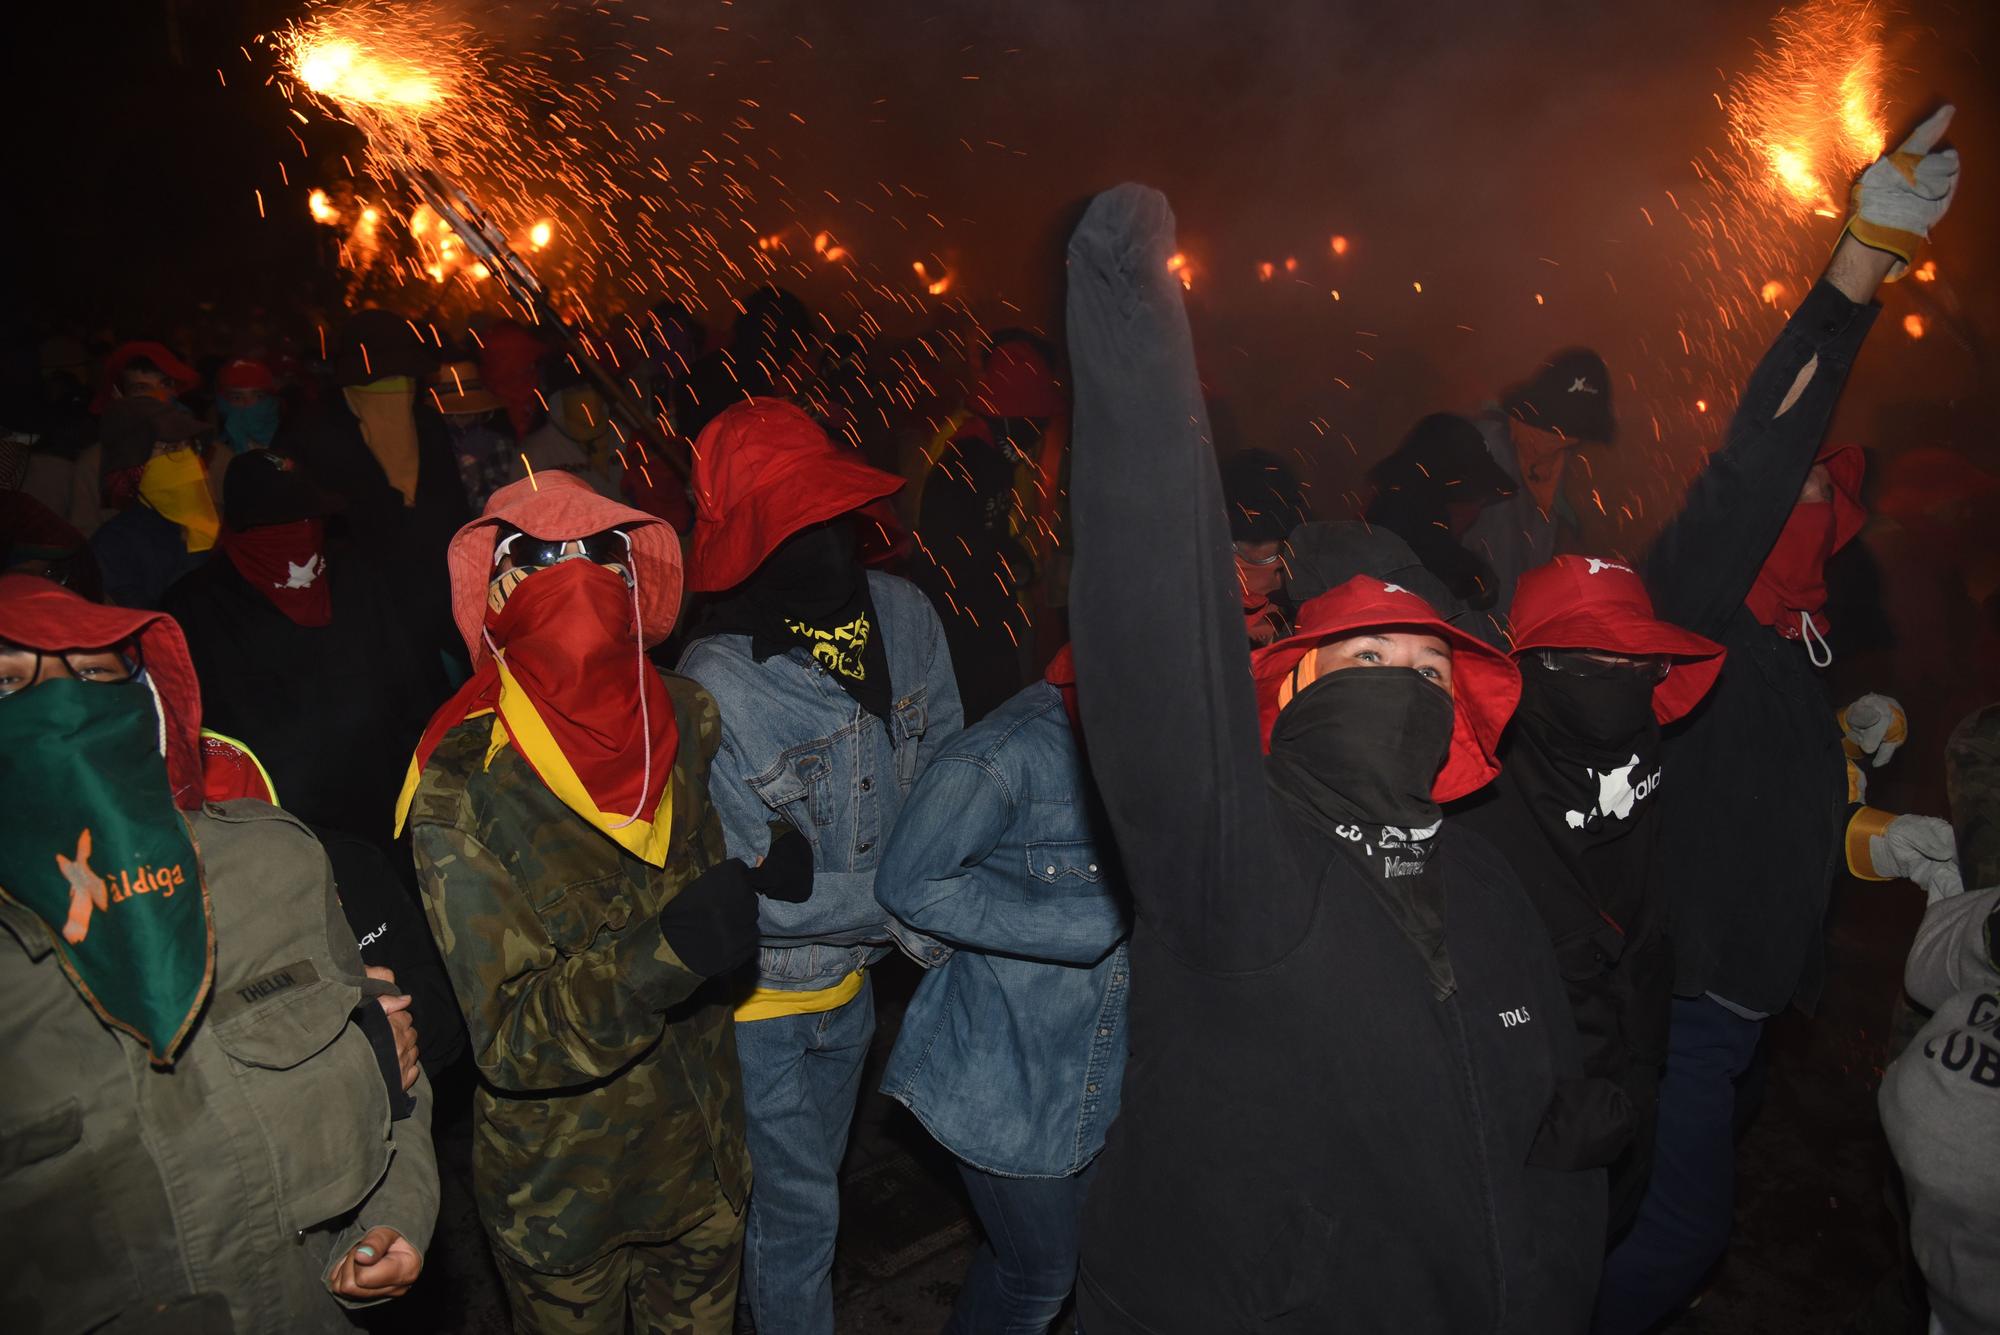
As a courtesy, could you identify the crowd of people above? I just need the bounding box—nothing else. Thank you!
[0,98,1990,1335]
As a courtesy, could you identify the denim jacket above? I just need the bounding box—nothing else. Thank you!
[877,680,1131,1177]
[679,571,963,990]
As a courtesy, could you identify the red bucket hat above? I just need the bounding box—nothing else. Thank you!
[0,574,205,810]
[93,341,201,412]
[215,357,279,395]
[1251,576,1521,802]
[688,397,903,593]
[972,341,1065,419]
[1508,555,1727,725]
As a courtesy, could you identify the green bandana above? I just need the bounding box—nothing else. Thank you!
[0,680,214,1065]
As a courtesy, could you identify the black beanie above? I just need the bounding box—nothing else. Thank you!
[1502,348,1615,445]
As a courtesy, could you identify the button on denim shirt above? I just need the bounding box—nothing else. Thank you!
[877,680,1131,1177]
[679,571,963,990]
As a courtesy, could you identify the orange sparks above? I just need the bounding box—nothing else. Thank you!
[1329,234,1349,257]
[1256,261,1275,282]
[1903,313,1926,340]
[1695,399,1710,413]
[308,188,338,224]
[1166,252,1192,290]
[1913,260,1937,283]
[1724,0,1886,215]
[1760,280,1785,305]
[529,219,553,250]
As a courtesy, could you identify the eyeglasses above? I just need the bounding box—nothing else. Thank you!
[1233,543,1285,567]
[494,529,632,571]
[0,645,140,698]
[1535,649,1670,683]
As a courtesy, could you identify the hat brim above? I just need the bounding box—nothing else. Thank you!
[434,390,503,415]
[689,457,903,593]
[1511,611,1725,725]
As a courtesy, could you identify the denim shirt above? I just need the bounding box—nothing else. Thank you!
[679,571,963,990]
[877,680,1131,1177]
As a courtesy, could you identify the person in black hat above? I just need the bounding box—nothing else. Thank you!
[1219,448,1309,645]
[276,308,469,670]
[162,449,451,851]
[1464,348,1616,612]
[1363,412,1516,611]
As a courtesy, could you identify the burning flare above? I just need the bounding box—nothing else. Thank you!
[1723,0,1887,216]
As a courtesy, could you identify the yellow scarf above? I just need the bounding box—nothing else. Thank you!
[344,377,422,506]
[138,448,220,552]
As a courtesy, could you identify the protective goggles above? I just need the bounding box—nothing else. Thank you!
[1535,649,1670,683]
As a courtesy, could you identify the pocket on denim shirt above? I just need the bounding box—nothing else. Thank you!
[891,688,930,789]
[1027,840,1105,886]
[751,741,835,828]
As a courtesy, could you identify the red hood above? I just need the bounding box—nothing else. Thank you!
[1820,442,1867,552]
[688,397,903,592]
[0,574,205,809]
[1509,555,1726,725]
[1251,576,1520,802]
[447,472,682,670]
[93,341,200,413]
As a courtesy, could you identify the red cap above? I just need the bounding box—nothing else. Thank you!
[972,341,1065,419]
[1251,576,1521,802]
[215,357,279,394]
[93,341,200,412]
[688,398,903,593]
[0,574,205,810]
[1509,555,1726,725]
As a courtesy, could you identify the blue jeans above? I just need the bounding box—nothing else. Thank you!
[1591,995,1766,1335]
[734,979,876,1335]
[947,1162,1095,1335]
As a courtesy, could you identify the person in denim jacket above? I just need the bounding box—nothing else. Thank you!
[878,645,1129,1334]
[678,398,963,1335]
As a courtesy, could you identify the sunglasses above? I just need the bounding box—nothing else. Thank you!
[494,529,632,571]
[1536,649,1670,683]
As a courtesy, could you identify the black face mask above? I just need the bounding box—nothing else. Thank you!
[743,519,860,621]
[1508,659,1662,845]
[1266,668,1455,835]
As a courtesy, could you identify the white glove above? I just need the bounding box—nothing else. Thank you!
[1841,692,1907,768]
[1869,814,1965,904]
[1847,105,1959,279]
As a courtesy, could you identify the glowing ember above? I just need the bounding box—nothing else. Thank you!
[1913,260,1937,283]
[308,188,339,224]
[1696,399,1710,413]
[1165,252,1193,290]
[1256,261,1275,282]
[529,220,553,250]
[1760,280,1785,305]
[1903,313,1927,340]
[1329,235,1349,257]
[295,36,441,110]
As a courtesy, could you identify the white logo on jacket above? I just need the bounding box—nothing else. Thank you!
[1499,1006,1533,1027]
[1564,755,1660,830]
[1567,377,1599,395]
[1582,557,1633,576]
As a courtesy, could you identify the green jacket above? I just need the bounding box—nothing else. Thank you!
[0,801,438,1335]
[408,673,750,1274]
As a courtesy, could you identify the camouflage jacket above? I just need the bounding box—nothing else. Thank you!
[408,673,749,1274]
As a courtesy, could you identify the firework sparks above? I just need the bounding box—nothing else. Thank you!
[1722,0,1886,217]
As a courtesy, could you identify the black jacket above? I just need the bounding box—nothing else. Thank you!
[913,432,1031,723]
[1453,761,1673,1234]
[162,552,450,843]
[1066,185,1603,1335]
[1644,281,1877,1015]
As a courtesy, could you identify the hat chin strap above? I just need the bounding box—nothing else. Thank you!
[607,561,650,830]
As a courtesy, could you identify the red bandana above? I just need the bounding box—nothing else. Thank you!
[399,559,680,863]
[1044,644,1083,737]
[220,520,332,627]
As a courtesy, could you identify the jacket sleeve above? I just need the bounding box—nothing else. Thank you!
[1903,886,2000,1011]
[878,754,1129,966]
[1065,185,1294,973]
[410,822,707,1091]
[1644,282,1879,638]
[915,597,965,766]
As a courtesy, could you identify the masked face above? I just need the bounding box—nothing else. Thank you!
[1267,667,1456,832]
[219,393,281,453]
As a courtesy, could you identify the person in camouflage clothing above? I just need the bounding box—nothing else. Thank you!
[398,472,811,1333]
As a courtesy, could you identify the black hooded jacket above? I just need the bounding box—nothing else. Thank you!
[1066,185,1602,1335]
[1643,281,1876,1015]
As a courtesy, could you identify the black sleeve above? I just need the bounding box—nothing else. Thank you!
[315,825,470,1076]
[1066,185,1295,971]
[1643,281,1878,639]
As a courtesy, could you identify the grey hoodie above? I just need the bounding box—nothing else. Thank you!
[1879,886,2000,1335]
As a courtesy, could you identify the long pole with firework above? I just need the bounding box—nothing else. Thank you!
[276,2,685,481]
